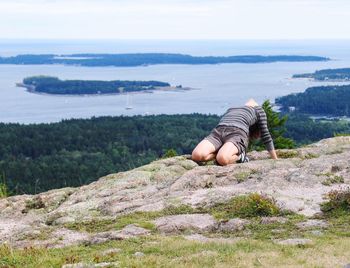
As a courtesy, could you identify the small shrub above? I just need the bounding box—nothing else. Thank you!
[321,188,350,213]
[162,149,178,158]
[210,193,281,219]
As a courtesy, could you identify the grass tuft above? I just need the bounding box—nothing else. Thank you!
[210,193,282,220]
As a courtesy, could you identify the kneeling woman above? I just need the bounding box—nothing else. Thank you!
[192,99,278,165]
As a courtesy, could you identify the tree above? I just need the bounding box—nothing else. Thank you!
[249,100,295,151]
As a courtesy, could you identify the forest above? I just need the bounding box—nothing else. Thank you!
[0,53,329,67]
[0,112,349,195]
[293,67,350,81]
[276,84,350,116]
[20,76,170,95]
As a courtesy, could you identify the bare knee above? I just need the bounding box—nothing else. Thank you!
[191,149,206,162]
[216,154,230,166]
[216,154,238,166]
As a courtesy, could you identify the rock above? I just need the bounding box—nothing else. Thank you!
[115,224,151,238]
[48,228,90,248]
[134,251,145,257]
[310,230,323,236]
[275,238,313,246]
[153,214,218,233]
[260,217,288,224]
[1,137,350,248]
[87,224,150,245]
[296,220,328,229]
[343,264,350,268]
[218,218,250,232]
[184,234,240,244]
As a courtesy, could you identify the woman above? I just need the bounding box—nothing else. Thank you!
[192,99,278,166]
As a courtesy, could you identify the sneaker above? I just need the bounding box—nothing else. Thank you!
[237,151,249,163]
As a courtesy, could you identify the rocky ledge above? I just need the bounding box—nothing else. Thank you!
[0,136,349,249]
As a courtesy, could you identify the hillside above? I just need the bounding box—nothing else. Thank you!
[1,114,349,196]
[276,84,350,116]
[0,136,349,267]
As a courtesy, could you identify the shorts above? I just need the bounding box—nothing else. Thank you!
[204,125,249,154]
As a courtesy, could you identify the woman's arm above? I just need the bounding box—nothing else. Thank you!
[256,107,278,159]
[269,149,278,160]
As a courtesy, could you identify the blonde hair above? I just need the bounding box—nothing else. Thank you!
[245,98,259,107]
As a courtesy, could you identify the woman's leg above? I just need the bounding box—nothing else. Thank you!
[216,142,239,166]
[191,139,217,162]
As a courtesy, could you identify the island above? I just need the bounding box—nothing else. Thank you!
[275,84,350,116]
[293,68,350,81]
[17,76,176,95]
[1,53,330,67]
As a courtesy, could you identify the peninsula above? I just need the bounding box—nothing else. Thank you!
[293,67,350,81]
[276,84,350,116]
[1,53,330,67]
[17,76,174,95]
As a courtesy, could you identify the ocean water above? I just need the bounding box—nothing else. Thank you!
[1,39,350,124]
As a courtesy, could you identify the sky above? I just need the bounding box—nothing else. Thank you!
[1,0,350,40]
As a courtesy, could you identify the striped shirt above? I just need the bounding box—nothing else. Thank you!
[218,105,275,151]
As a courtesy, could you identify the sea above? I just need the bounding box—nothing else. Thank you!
[1,39,350,124]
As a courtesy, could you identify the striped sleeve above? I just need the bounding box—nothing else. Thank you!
[256,107,275,151]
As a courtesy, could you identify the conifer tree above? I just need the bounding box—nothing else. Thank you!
[249,100,295,151]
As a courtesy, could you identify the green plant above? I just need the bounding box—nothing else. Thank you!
[0,173,9,198]
[276,150,298,159]
[162,149,178,158]
[210,193,281,219]
[249,100,295,151]
[321,188,350,213]
[22,196,45,213]
[334,133,350,137]
[322,175,344,186]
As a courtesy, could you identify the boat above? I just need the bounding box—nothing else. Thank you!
[125,93,133,110]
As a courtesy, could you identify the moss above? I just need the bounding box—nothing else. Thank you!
[64,218,117,233]
[321,175,344,186]
[276,150,299,159]
[19,228,53,241]
[64,205,199,233]
[301,153,319,159]
[325,149,344,155]
[235,170,258,183]
[22,196,45,213]
[245,215,306,240]
[210,193,283,220]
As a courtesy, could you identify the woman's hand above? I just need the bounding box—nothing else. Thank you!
[269,149,278,160]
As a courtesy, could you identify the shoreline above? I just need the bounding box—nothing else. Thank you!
[16,83,195,97]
